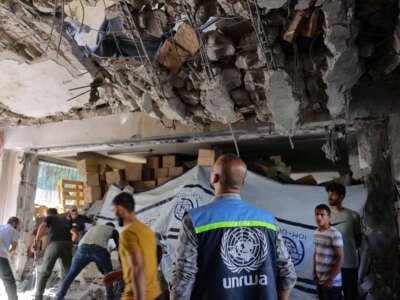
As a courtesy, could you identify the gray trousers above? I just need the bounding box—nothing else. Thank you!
[0,257,18,300]
[35,240,72,300]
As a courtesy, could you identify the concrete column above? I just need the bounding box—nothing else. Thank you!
[0,150,24,224]
[350,122,400,299]
[12,153,39,280]
[389,114,400,182]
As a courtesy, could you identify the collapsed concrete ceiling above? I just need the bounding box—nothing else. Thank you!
[0,0,399,131]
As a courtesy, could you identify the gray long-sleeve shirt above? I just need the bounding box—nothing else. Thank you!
[170,194,297,299]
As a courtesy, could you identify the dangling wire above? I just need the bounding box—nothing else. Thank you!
[288,134,295,150]
[46,0,58,51]
[228,123,240,157]
[56,0,65,58]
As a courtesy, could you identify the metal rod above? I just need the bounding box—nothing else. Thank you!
[228,123,240,157]
[56,0,65,58]
[46,0,58,51]
[66,89,90,102]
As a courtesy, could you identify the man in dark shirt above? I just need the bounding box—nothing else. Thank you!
[67,206,94,242]
[33,208,75,300]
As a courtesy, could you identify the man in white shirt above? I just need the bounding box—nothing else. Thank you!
[0,217,20,300]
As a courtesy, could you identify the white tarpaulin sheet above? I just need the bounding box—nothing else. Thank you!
[98,166,366,299]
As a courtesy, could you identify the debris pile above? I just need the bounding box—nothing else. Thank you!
[0,0,380,130]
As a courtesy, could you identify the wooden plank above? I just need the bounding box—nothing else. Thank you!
[61,179,84,186]
[283,10,305,43]
[63,195,84,201]
[62,188,83,193]
[301,7,320,38]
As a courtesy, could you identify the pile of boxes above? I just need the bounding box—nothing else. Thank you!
[77,159,102,204]
[132,155,185,192]
[76,149,216,199]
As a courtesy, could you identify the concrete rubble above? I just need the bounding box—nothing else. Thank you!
[2,0,398,130]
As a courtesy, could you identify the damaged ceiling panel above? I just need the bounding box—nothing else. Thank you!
[0,0,399,131]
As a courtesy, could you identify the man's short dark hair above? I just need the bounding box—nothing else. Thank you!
[7,217,19,225]
[216,154,247,189]
[315,204,331,216]
[325,182,346,197]
[47,208,58,215]
[105,222,115,228]
[112,192,135,212]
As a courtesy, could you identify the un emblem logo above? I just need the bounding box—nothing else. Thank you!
[283,236,305,266]
[174,198,195,221]
[221,227,268,273]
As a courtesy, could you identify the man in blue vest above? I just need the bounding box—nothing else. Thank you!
[170,154,297,300]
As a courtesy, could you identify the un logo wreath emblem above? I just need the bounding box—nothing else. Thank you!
[221,227,268,273]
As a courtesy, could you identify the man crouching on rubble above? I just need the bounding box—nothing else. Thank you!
[103,192,161,300]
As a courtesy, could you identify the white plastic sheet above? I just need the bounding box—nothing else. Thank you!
[98,166,366,299]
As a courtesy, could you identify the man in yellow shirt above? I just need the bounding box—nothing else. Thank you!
[104,192,161,300]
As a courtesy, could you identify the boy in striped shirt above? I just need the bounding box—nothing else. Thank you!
[313,204,344,300]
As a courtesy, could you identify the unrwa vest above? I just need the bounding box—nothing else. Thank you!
[188,198,278,300]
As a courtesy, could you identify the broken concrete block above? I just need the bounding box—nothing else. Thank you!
[265,70,299,132]
[177,89,200,106]
[322,0,362,118]
[230,88,251,107]
[200,73,237,123]
[195,2,223,24]
[140,10,168,37]
[157,85,188,122]
[239,32,259,52]
[257,0,287,10]
[244,70,265,92]
[221,68,242,91]
[217,0,235,15]
[235,52,264,70]
[295,0,311,10]
[206,31,235,61]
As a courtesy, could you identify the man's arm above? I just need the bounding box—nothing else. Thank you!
[33,222,47,251]
[128,251,146,300]
[9,242,17,256]
[276,227,297,300]
[82,215,93,224]
[170,214,199,300]
[324,246,344,287]
[111,229,119,250]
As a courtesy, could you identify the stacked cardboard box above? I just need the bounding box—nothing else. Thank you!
[197,149,215,166]
[169,166,184,177]
[77,159,102,203]
[125,164,143,181]
[83,186,102,203]
[77,159,98,174]
[145,156,160,169]
[133,180,156,192]
[82,173,99,186]
[163,155,178,168]
[105,170,126,187]
[157,177,171,185]
[128,157,159,192]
